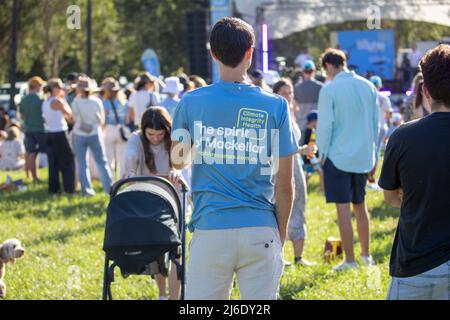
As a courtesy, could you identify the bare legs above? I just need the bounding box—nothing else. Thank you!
[25,153,41,182]
[335,201,370,262]
[292,239,305,258]
[155,262,180,300]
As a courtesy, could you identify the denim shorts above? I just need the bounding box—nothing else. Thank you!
[24,131,46,154]
[387,259,450,300]
[322,159,367,204]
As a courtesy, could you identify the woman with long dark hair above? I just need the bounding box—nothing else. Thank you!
[273,78,316,266]
[125,106,182,300]
[404,72,431,122]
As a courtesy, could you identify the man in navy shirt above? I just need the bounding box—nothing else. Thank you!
[379,44,450,300]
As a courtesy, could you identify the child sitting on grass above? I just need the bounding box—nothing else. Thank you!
[0,127,25,171]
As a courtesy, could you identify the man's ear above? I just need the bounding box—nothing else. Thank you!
[422,84,431,99]
[422,84,433,112]
[246,47,253,61]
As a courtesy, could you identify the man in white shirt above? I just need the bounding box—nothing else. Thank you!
[294,48,313,70]
[407,43,423,75]
[128,72,161,128]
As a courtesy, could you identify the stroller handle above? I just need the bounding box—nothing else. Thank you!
[110,175,189,198]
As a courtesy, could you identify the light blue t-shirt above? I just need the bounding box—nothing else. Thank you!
[171,80,299,232]
[102,99,128,126]
[161,97,180,118]
[317,70,379,173]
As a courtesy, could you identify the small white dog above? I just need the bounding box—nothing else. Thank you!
[0,239,25,298]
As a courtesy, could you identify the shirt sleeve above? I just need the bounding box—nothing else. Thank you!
[71,100,80,123]
[128,92,136,110]
[378,130,401,190]
[276,98,300,157]
[124,134,141,178]
[171,97,189,143]
[316,88,334,160]
[96,98,105,126]
[153,93,160,105]
[373,90,380,142]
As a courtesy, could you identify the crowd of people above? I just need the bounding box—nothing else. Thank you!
[1,16,449,301]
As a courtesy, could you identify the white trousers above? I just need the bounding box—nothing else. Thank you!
[103,124,127,181]
[186,227,284,300]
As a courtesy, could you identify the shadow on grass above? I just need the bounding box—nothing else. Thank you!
[31,221,105,246]
[13,201,107,219]
[279,266,339,300]
[1,187,48,203]
[370,202,399,221]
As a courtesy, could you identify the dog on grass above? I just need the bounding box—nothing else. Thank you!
[0,239,25,298]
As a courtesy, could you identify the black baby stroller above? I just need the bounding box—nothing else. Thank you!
[102,176,189,300]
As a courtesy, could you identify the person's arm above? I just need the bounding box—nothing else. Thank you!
[98,99,105,127]
[127,93,136,125]
[316,89,333,164]
[124,134,140,178]
[373,91,380,144]
[51,98,73,121]
[124,102,130,125]
[170,97,192,170]
[383,188,403,207]
[378,130,402,207]
[171,141,193,170]
[298,144,316,157]
[275,155,295,246]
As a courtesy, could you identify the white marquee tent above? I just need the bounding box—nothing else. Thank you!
[235,0,450,39]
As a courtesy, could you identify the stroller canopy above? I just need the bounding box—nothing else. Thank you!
[103,181,182,274]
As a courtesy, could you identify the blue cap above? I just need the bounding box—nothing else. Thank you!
[307,110,318,123]
[302,60,316,71]
[370,75,382,88]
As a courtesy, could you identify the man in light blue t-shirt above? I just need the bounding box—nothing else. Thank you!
[171,17,299,300]
[317,48,379,272]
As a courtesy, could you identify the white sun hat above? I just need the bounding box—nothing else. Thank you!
[162,76,184,95]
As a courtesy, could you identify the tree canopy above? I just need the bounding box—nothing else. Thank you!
[1,1,449,83]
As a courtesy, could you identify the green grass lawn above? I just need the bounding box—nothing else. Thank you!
[0,168,399,300]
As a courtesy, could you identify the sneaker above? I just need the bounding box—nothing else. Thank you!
[367,182,382,191]
[158,296,168,300]
[360,255,376,266]
[284,260,293,267]
[332,260,358,271]
[294,257,316,266]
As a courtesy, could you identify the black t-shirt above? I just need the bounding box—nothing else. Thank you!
[378,112,450,277]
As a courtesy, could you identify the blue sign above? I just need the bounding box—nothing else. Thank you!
[210,0,232,83]
[337,30,395,80]
[141,48,161,77]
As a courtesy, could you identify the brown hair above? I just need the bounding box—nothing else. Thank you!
[272,78,293,94]
[43,78,63,95]
[189,75,207,88]
[419,44,450,109]
[140,107,173,173]
[6,127,20,141]
[412,73,424,110]
[320,48,347,69]
[136,72,157,91]
[210,17,255,68]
